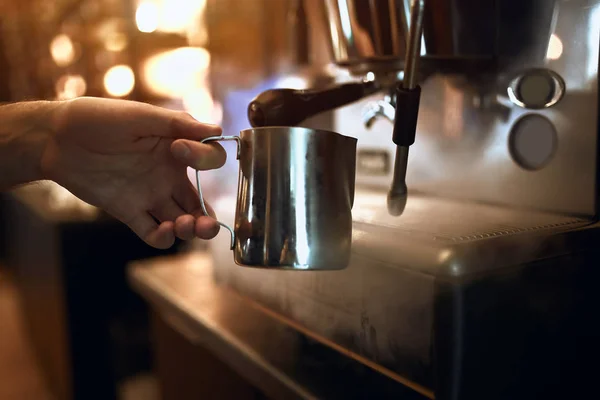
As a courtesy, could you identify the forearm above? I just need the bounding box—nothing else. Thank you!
[0,101,61,190]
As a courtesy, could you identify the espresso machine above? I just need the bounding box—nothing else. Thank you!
[210,0,600,398]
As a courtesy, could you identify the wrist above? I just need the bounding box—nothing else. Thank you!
[0,101,64,188]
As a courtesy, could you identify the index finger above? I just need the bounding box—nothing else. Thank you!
[169,112,223,140]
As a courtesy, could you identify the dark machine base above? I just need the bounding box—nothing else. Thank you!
[211,191,600,400]
[434,249,600,400]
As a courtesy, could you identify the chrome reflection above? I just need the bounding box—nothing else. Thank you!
[587,5,600,84]
[291,130,311,267]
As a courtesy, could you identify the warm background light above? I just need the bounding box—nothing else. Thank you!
[159,0,201,33]
[55,75,87,100]
[547,34,563,60]
[141,47,210,98]
[104,32,128,52]
[103,65,135,97]
[135,0,207,35]
[182,90,222,124]
[50,34,75,67]
[135,2,159,33]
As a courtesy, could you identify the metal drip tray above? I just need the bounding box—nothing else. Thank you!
[351,189,589,243]
[345,189,593,277]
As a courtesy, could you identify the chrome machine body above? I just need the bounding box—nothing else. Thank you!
[211,1,600,399]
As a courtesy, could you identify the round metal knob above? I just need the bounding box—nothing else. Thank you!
[508,114,557,170]
[507,69,565,109]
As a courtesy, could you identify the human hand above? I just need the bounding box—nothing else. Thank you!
[41,97,226,249]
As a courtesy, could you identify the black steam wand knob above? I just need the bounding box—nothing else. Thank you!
[388,0,425,216]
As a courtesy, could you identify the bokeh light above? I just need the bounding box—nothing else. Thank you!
[141,47,210,98]
[55,74,87,100]
[50,34,75,67]
[135,2,159,33]
[103,65,135,97]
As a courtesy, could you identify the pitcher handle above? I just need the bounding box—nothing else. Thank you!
[195,135,241,250]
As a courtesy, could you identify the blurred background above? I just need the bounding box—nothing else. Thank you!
[0,0,330,399]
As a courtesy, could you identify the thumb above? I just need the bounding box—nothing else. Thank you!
[171,139,227,170]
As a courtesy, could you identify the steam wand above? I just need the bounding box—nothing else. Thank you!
[388,0,425,216]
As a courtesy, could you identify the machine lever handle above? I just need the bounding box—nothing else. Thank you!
[247,81,379,127]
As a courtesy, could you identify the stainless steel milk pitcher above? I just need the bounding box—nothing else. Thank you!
[196,127,357,270]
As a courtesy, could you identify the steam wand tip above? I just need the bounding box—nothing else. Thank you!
[388,145,410,216]
[387,185,408,216]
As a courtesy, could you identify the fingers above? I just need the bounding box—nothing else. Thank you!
[141,183,220,242]
[174,214,220,241]
[171,184,200,241]
[143,201,220,243]
[193,200,220,239]
[170,113,222,140]
[195,216,220,240]
[171,139,227,170]
[174,214,195,241]
[150,198,188,223]
[173,183,220,240]
[148,221,176,249]
[126,212,175,249]
[173,180,201,214]
[200,200,217,219]
[173,214,219,240]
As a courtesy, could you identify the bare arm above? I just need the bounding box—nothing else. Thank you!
[0,101,62,190]
[0,97,226,248]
